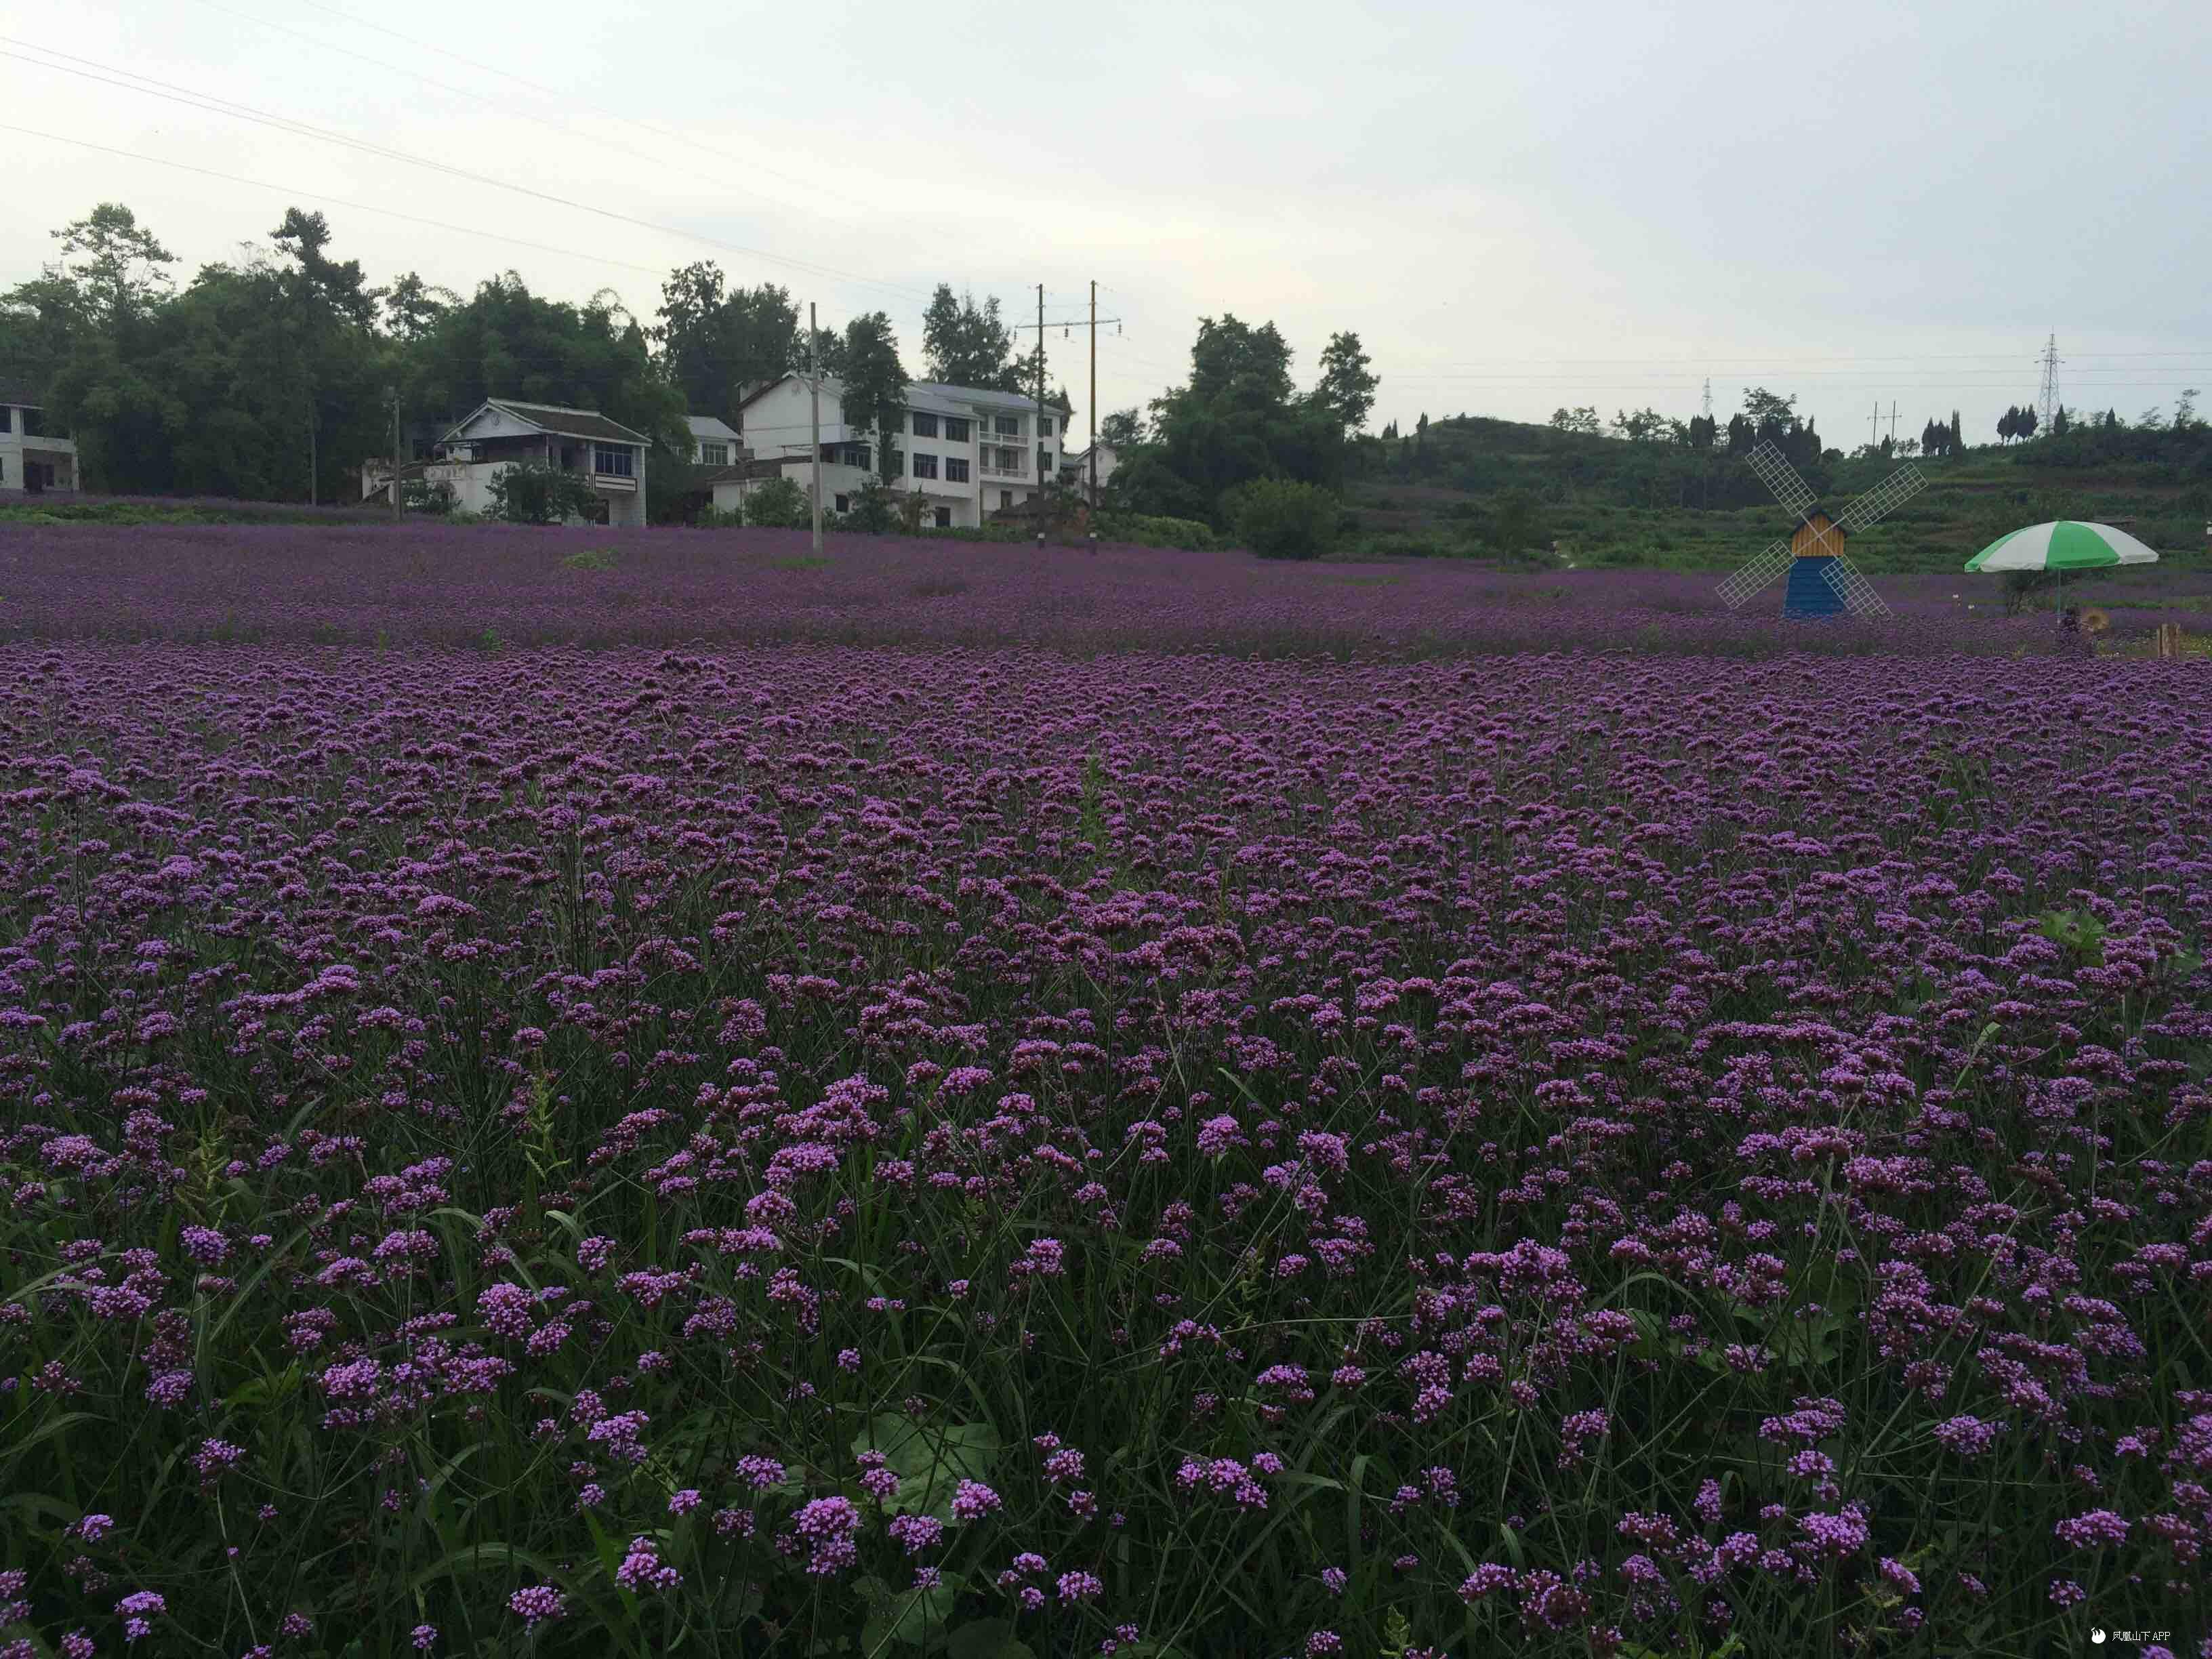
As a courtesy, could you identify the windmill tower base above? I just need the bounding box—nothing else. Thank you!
[1782,556,1847,620]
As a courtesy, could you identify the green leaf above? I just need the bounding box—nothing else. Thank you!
[859,1574,964,1649]
[943,1621,1034,1659]
[851,1414,1003,1524]
[408,1541,565,1595]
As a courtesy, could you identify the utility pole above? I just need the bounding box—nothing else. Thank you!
[1011,287,1123,548]
[1702,378,1713,422]
[1036,283,1046,550]
[1870,403,1880,450]
[808,302,823,554]
[389,386,403,518]
[1888,402,1898,445]
[1088,280,1099,554]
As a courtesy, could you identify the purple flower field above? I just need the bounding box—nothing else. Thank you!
[1,525,2210,1658]
[4,519,2204,655]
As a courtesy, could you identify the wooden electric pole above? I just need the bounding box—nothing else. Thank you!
[808,302,823,554]
[389,386,403,518]
[1088,281,1098,553]
[1035,283,1046,549]
[1010,287,1122,547]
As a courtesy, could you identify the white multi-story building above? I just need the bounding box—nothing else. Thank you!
[0,379,79,494]
[686,414,741,468]
[714,376,1068,528]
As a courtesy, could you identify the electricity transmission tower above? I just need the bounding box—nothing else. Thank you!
[2037,334,2062,430]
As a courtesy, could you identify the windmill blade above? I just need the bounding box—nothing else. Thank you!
[1717,537,1794,610]
[1835,462,1928,535]
[1744,440,1818,521]
[1817,547,1890,618]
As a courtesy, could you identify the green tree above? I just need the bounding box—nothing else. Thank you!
[1223,477,1340,560]
[1098,408,1143,449]
[1312,331,1378,437]
[920,285,1019,389]
[401,272,687,457]
[794,322,848,380]
[1549,407,1601,435]
[485,459,602,523]
[46,202,177,328]
[1109,315,1345,525]
[653,262,798,422]
[837,312,909,485]
[2175,388,2199,432]
[1740,387,1797,427]
[380,272,455,342]
[740,474,809,528]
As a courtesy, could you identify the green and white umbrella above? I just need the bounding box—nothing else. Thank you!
[1965,520,2160,572]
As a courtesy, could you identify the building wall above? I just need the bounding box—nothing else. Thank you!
[429,457,646,527]
[0,405,80,492]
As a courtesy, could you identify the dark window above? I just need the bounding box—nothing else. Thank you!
[1039,415,1054,437]
[0,406,12,433]
[834,493,850,514]
[22,407,45,438]
[890,449,905,476]
[934,506,951,528]
[912,453,939,480]
[994,415,1020,436]
[943,417,970,443]
[560,445,579,470]
[698,441,729,466]
[911,411,939,438]
[945,457,970,483]
[846,445,871,470]
[1000,489,1012,508]
[592,443,634,477]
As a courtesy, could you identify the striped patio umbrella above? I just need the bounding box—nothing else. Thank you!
[1965,521,2160,572]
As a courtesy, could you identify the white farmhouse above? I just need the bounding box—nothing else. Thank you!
[712,376,1069,528]
[427,399,651,526]
[0,379,79,494]
[685,414,741,468]
[1058,441,1122,502]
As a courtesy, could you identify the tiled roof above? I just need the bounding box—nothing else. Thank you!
[452,400,649,445]
[687,415,740,442]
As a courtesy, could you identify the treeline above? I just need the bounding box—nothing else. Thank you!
[0,201,1086,510]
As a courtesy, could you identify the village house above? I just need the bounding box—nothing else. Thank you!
[709,376,1067,527]
[0,379,79,494]
[419,399,651,525]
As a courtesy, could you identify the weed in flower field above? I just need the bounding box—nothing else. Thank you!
[0,537,2209,1658]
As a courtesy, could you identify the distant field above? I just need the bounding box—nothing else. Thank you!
[4,516,2209,657]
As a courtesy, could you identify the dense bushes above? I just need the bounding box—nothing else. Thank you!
[1223,478,1341,560]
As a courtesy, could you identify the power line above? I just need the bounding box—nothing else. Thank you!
[178,0,1043,304]
[0,39,949,307]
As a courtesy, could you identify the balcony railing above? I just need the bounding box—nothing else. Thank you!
[978,459,1029,480]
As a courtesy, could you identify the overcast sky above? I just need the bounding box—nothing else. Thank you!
[7,1,2209,451]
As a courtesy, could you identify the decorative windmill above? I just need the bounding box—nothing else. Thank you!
[1718,441,1926,619]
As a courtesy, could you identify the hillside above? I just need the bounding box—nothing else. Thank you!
[1349,415,2211,577]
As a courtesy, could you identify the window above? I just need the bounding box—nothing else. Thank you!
[994,415,1021,436]
[1039,415,1054,437]
[1000,489,1012,508]
[943,417,970,443]
[945,457,969,483]
[839,444,871,470]
[699,441,730,467]
[834,493,850,514]
[912,452,939,480]
[890,449,905,476]
[911,411,939,438]
[592,443,634,477]
[0,406,11,433]
[22,407,45,438]
[934,506,951,528]
[560,445,579,470]
[994,446,1024,472]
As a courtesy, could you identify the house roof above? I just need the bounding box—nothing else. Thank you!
[687,415,739,443]
[735,374,1056,421]
[443,399,649,446]
[0,377,46,409]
